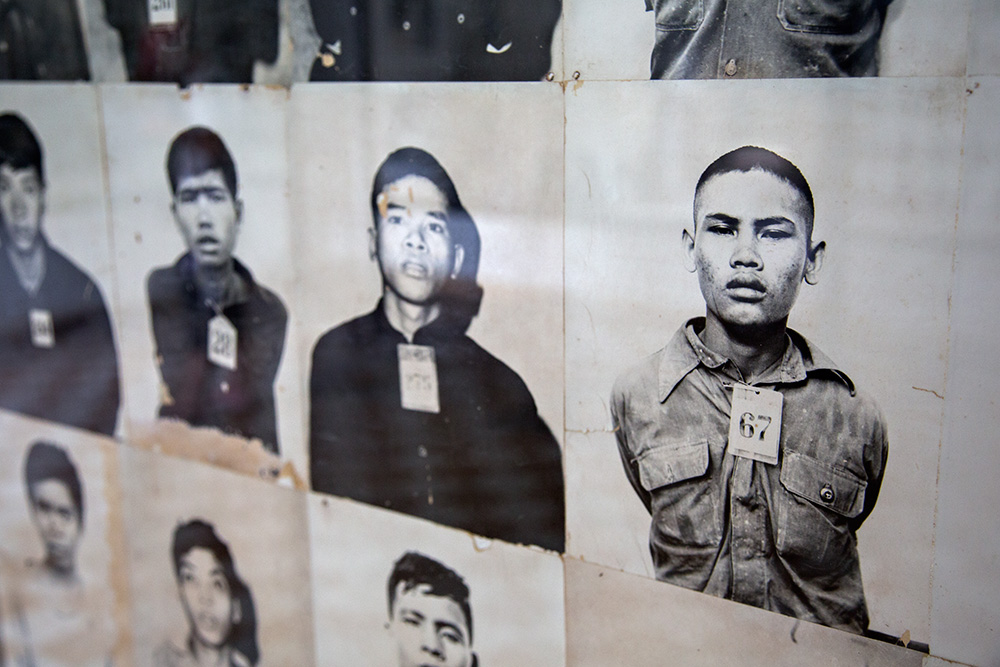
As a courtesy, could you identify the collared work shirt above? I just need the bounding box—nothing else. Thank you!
[643,0,891,79]
[611,320,887,633]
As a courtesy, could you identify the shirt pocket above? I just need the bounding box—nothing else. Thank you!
[636,440,721,549]
[649,0,705,31]
[776,449,867,573]
[777,0,878,35]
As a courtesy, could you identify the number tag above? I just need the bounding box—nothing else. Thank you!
[207,314,238,371]
[727,384,783,465]
[148,0,177,26]
[398,344,440,414]
[29,309,54,348]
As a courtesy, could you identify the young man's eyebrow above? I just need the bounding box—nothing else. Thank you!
[753,216,797,229]
[701,213,738,225]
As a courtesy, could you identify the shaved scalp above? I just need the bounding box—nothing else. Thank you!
[694,146,815,240]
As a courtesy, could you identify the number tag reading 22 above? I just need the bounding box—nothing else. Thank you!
[727,384,783,465]
[207,314,237,371]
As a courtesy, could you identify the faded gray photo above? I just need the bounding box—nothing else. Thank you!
[610,146,886,634]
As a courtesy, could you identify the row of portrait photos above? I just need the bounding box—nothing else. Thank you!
[0,0,995,83]
[0,73,996,665]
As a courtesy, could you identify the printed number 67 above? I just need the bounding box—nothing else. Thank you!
[739,412,771,441]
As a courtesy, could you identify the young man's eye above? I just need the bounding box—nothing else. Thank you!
[760,229,792,240]
[707,225,736,236]
[178,191,197,203]
[427,222,445,234]
[439,630,463,645]
[208,191,226,203]
[385,215,402,225]
[402,616,421,627]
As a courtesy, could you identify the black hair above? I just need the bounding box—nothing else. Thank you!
[370,147,483,330]
[0,112,44,185]
[166,127,238,198]
[387,551,473,644]
[694,145,815,239]
[171,519,259,665]
[24,441,83,526]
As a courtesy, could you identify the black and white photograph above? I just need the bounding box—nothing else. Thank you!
[561,0,972,81]
[308,492,566,665]
[565,557,924,666]
[0,86,123,438]
[291,84,566,551]
[306,0,563,82]
[0,409,127,665]
[118,445,315,666]
[564,77,965,643]
[102,85,307,475]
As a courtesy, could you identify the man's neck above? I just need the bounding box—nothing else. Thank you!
[193,259,243,309]
[6,240,46,296]
[382,290,440,343]
[43,552,78,583]
[700,313,788,384]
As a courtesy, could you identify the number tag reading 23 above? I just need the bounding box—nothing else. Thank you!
[727,384,783,465]
[207,314,237,371]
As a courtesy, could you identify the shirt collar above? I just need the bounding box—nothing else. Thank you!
[657,318,855,402]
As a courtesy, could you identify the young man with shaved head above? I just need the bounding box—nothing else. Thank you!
[611,146,887,634]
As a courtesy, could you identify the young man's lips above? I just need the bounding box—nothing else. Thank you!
[726,277,766,299]
[402,261,428,278]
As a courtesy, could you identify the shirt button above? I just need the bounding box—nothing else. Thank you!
[819,485,835,503]
[724,59,738,77]
[402,20,411,30]
[220,381,230,393]
[457,13,465,24]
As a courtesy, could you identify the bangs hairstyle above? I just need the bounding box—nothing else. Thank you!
[166,126,238,197]
[695,146,815,238]
[388,551,473,644]
[370,147,483,328]
[0,112,44,185]
[171,519,260,665]
[24,441,83,525]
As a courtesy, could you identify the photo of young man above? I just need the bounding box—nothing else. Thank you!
[147,126,288,455]
[0,441,113,665]
[308,146,564,552]
[386,551,477,667]
[611,146,887,633]
[0,111,120,436]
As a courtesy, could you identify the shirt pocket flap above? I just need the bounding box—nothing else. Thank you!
[636,440,709,491]
[780,450,867,518]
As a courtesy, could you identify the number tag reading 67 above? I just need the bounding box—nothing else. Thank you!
[727,384,783,465]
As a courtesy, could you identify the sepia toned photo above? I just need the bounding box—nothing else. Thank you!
[564,76,965,644]
[291,83,566,551]
[308,492,566,665]
[102,85,307,474]
[0,410,127,665]
[118,445,314,666]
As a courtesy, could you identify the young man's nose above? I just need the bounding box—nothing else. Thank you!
[404,228,427,251]
[730,236,762,268]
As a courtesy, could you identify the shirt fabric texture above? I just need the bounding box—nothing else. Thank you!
[644,0,891,79]
[611,319,887,633]
[309,301,565,551]
[309,0,561,81]
[0,238,120,435]
[147,253,287,454]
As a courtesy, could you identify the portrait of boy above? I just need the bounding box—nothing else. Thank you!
[611,145,888,634]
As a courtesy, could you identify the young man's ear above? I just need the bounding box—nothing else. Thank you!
[450,244,465,279]
[682,228,697,273]
[804,240,826,285]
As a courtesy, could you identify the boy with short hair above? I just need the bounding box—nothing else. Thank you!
[611,145,887,633]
